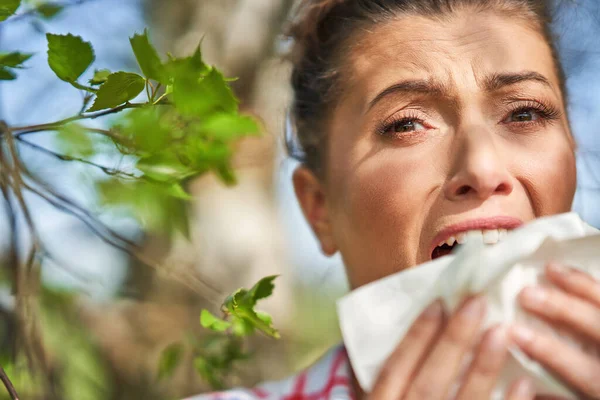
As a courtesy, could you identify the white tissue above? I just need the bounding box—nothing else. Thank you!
[337,212,600,399]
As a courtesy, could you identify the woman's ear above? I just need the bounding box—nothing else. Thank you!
[292,166,338,256]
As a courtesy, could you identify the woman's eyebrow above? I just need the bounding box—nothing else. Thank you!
[367,79,450,111]
[483,71,552,92]
[367,71,552,112]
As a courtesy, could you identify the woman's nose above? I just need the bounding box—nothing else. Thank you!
[443,128,513,202]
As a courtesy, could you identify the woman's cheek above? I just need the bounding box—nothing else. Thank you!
[333,152,432,285]
[516,135,576,216]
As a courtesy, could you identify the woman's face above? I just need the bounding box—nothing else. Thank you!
[293,10,577,289]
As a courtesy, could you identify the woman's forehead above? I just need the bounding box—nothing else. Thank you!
[346,11,561,104]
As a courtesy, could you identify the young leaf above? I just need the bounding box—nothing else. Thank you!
[0,0,20,21]
[197,113,260,141]
[173,67,238,117]
[87,72,144,112]
[136,153,194,182]
[165,183,192,201]
[194,356,224,390]
[56,124,94,158]
[233,307,280,339]
[129,29,165,83]
[245,275,278,307]
[97,179,190,237]
[114,107,171,153]
[36,3,64,19]
[47,33,95,83]
[0,51,32,80]
[0,68,15,80]
[157,343,183,380]
[231,316,255,337]
[0,52,33,68]
[89,69,111,85]
[220,276,280,338]
[200,310,232,332]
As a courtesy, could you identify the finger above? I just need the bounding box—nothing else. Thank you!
[546,263,600,308]
[505,378,536,400]
[509,323,600,399]
[368,300,444,400]
[518,285,600,343]
[404,296,486,400]
[455,325,509,400]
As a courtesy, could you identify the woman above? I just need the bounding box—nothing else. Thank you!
[190,0,600,398]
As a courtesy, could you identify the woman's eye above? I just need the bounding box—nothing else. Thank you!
[506,108,539,123]
[390,119,426,133]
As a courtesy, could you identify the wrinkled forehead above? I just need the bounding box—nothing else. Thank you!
[344,10,562,105]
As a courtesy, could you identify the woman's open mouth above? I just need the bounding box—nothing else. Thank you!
[431,228,509,259]
[430,217,524,260]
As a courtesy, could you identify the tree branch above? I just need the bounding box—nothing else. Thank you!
[10,102,146,134]
[15,137,138,179]
[0,366,19,400]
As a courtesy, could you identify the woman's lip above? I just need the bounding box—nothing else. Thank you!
[429,216,524,255]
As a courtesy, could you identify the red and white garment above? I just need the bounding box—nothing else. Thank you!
[185,346,354,400]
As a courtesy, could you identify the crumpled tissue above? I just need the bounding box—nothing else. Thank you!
[337,212,600,399]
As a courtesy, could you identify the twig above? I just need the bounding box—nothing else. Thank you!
[0,366,19,400]
[17,167,140,250]
[5,0,98,23]
[10,102,146,133]
[19,179,223,302]
[15,137,138,178]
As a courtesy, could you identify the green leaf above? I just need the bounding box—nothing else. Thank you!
[194,356,224,390]
[0,0,20,21]
[215,163,236,185]
[230,316,255,337]
[87,72,144,112]
[164,182,192,200]
[89,69,111,85]
[169,50,236,117]
[0,52,33,68]
[36,3,64,19]
[234,307,280,339]
[56,124,94,158]
[157,343,183,380]
[0,68,15,80]
[114,107,171,153]
[136,153,194,182]
[220,276,280,339]
[47,33,95,83]
[0,52,33,80]
[129,29,165,83]
[198,113,260,141]
[200,310,232,332]
[256,310,273,326]
[97,179,190,237]
[246,275,278,307]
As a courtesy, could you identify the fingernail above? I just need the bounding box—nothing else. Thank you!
[510,324,534,345]
[547,262,568,276]
[422,300,443,318]
[486,326,507,352]
[514,378,535,397]
[520,287,547,308]
[460,296,486,319]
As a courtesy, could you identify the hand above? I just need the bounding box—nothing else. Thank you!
[511,263,600,399]
[367,296,535,400]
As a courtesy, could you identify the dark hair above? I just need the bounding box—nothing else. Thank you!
[286,0,566,178]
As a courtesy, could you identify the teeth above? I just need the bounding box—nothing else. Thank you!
[483,229,499,244]
[467,230,484,243]
[498,228,508,240]
[436,228,511,250]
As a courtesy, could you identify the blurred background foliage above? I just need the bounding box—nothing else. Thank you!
[0,0,599,399]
